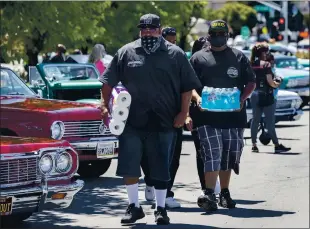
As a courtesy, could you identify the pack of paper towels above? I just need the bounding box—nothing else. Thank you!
[107,85,131,135]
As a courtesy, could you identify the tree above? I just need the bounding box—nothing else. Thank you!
[0,1,110,65]
[95,1,208,54]
[207,2,257,37]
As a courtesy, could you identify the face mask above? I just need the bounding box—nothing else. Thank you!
[141,36,161,54]
[209,36,227,48]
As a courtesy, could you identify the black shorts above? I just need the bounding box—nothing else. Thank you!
[197,125,244,172]
[116,125,176,181]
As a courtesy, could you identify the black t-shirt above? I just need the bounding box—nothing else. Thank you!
[252,60,274,94]
[99,38,202,131]
[190,47,256,129]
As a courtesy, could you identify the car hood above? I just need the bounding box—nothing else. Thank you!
[49,79,102,89]
[278,89,301,98]
[0,95,98,112]
[275,68,309,78]
[0,136,70,154]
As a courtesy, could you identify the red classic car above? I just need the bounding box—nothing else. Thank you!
[0,136,84,225]
[0,67,118,178]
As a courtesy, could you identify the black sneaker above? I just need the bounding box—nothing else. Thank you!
[218,189,236,209]
[121,203,145,224]
[197,191,218,212]
[275,144,291,153]
[252,146,259,153]
[154,206,170,225]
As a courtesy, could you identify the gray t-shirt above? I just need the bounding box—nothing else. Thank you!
[99,38,201,131]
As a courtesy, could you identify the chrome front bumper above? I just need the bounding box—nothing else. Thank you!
[286,87,310,97]
[0,179,84,215]
[70,137,119,159]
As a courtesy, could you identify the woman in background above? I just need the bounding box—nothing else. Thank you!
[88,44,106,76]
[250,42,290,153]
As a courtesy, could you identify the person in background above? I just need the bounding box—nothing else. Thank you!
[250,42,290,154]
[161,27,177,44]
[49,44,67,63]
[99,13,201,225]
[142,26,182,209]
[88,44,106,76]
[190,20,256,212]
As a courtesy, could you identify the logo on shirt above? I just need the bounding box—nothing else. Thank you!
[127,60,144,68]
[227,67,238,78]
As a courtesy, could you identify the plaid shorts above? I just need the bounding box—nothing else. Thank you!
[197,125,244,172]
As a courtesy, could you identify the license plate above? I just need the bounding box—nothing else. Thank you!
[0,197,13,216]
[96,142,114,158]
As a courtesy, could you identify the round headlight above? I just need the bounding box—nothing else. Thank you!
[39,154,53,174]
[51,121,65,140]
[55,152,72,173]
[295,99,302,109]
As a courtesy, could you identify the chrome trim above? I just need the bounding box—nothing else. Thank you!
[55,151,73,174]
[285,87,310,96]
[0,146,78,188]
[71,138,119,151]
[50,120,65,140]
[0,179,84,212]
[63,120,112,137]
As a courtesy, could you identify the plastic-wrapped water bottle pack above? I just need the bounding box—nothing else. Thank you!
[201,86,241,112]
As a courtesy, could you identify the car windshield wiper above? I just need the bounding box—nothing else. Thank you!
[69,75,90,80]
[6,92,25,95]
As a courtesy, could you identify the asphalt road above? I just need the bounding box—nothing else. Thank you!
[4,109,310,229]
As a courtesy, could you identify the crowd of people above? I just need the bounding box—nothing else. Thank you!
[49,13,293,225]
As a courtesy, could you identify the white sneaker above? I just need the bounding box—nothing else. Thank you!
[145,185,155,201]
[165,197,181,208]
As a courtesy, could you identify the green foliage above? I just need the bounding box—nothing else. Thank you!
[207,2,257,35]
[1,1,110,63]
[100,1,208,54]
[0,1,208,63]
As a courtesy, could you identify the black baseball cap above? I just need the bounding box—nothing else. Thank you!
[208,20,229,33]
[162,27,176,37]
[137,13,161,28]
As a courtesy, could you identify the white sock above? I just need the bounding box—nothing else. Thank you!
[126,183,139,207]
[155,189,167,208]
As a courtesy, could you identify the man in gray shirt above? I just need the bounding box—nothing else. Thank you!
[99,13,201,225]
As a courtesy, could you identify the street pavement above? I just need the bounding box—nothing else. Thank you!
[4,109,310,229]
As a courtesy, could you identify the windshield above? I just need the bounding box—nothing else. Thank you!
[275,58,304,70]
[42,64,99,82]
[0,69,36,96]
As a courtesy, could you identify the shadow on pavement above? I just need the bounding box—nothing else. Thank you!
[130,223,221,228]
[201,207,295,218]
[234,199,266,205]
[267,152,302,155]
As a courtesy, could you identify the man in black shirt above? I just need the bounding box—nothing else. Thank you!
[141,26,183,209]
[99,13,201,225]
[190,20,256,212]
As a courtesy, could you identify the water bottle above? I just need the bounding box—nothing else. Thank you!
[233,87,241,110]
[222,88,229,110]
[274,88,279,100]
[201,86,209,110]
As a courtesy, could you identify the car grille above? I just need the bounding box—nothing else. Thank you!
[0,157,39,187]
[63,120,112,137]
[276,100,292,109]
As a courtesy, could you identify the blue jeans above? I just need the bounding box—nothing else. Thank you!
[116,125,176,182]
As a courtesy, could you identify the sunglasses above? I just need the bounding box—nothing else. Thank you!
[209,31,227,37]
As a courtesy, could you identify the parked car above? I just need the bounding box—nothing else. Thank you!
[28,63,103,105]
[246,90,303,126]
[298,58,309,71]
[1,67,118,178]
[274,54,306,70]
[0,136,84,225]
